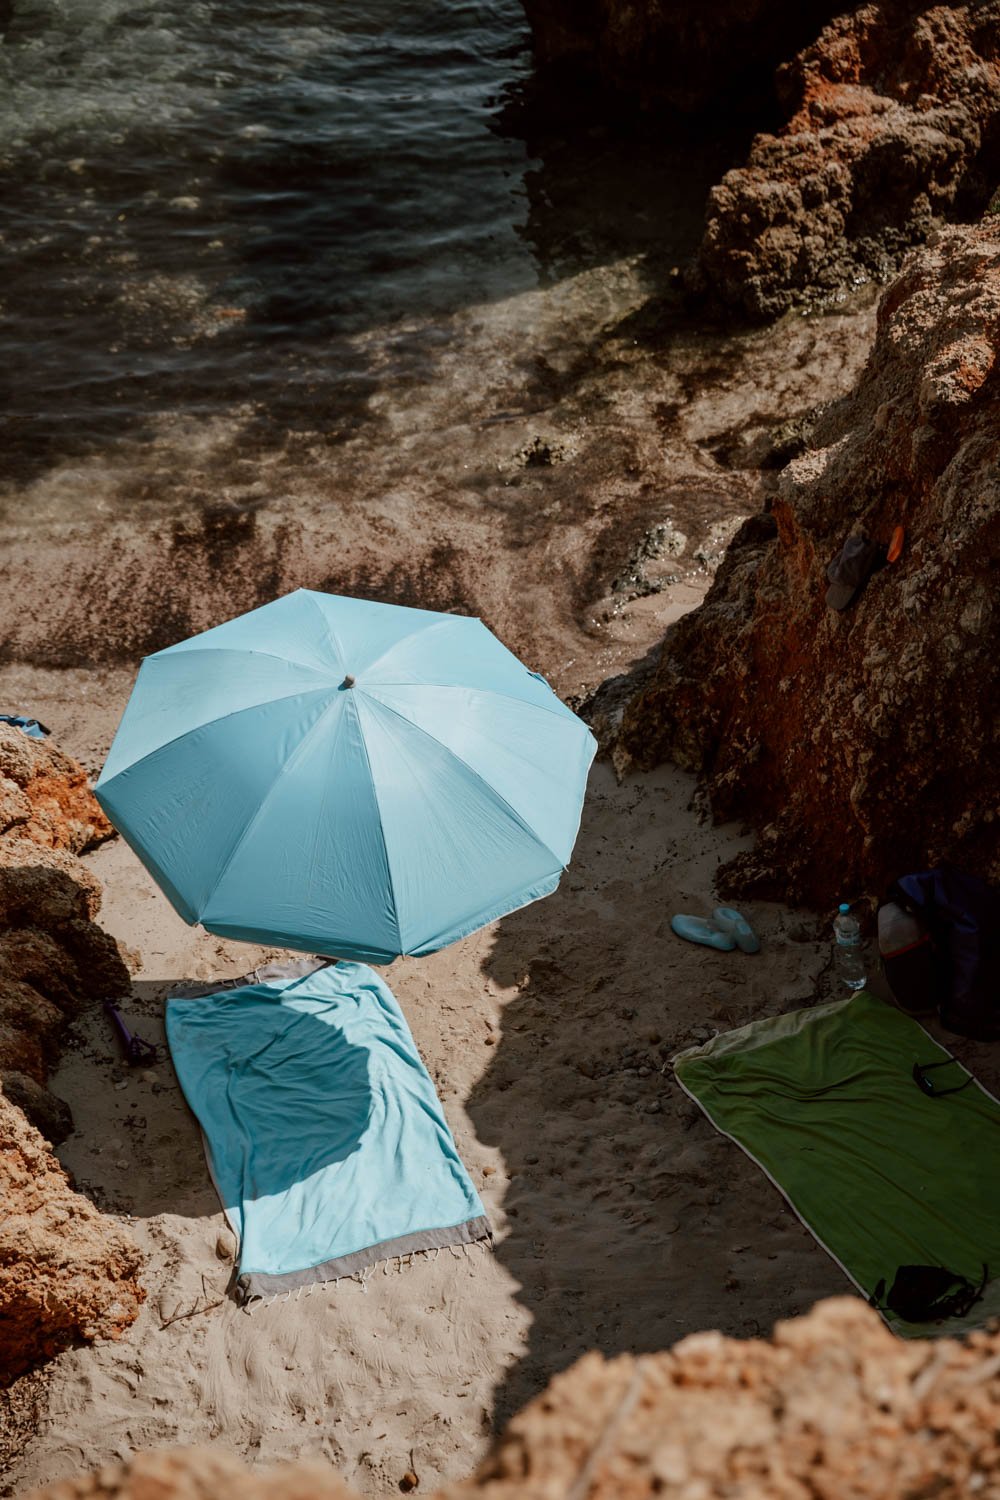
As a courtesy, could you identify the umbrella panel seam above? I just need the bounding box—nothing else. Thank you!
[196,691,344,925]
[152,645,341,680]
[411,871,563,956]
[343,692,405,958]
[357,690,567,875]
[305,591,349,677]
[363,680,583,724]
[97,683,338,788]
[355,613,464,680]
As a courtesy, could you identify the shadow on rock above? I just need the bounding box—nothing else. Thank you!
[0,855,131,1147]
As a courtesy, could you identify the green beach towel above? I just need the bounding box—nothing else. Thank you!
[674,991,1000,1337]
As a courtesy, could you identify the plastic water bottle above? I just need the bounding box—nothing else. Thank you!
[833,902,867,992]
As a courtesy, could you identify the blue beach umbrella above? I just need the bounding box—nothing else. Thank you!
[96,590,597,963]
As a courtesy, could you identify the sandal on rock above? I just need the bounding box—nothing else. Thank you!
[670,914,737,952]
[712,907,761,954]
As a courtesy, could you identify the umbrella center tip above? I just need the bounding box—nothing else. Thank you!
[341,674,356,689]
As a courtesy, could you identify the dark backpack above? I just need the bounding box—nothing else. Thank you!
[880,867,1000,1035]
[877,901,941,1015]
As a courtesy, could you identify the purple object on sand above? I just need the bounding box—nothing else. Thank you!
[104,999,159,1067]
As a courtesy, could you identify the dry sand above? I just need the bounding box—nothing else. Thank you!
[1,620,854,1498]
[0,269,884,1495]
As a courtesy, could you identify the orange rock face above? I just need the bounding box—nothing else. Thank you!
[27,1448,356,1500]
[0,728,131,1142]
[0,1089,145,1385]
[0,725,114,855]
[697,0,1000,318]
[604,219,1000,907]
[450,1298,1000,1498]
[0,728,143,1384]
[22,1298,1000,1498]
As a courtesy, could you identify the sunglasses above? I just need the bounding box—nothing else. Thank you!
[912,1059,973,1098]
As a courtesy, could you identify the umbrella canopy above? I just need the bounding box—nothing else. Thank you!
[96,590,597,962]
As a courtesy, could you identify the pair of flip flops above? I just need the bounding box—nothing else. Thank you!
[670,907,760,954]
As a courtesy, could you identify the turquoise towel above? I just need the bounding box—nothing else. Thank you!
[166,961,490,1301]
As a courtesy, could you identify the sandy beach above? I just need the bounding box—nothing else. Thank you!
[3,0,1000,1491]
[0,632,856,1497]
[0,241,882,1490]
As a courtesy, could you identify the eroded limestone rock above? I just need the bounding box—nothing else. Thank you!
[27,1449,356,1500]
[0,728,130,1141]
[0,1089,145,1385]
[601,220,1000,906]
[697,0,1000,318]
[23,1298,1000,1498]
[0,726,114,855]
[0,728,143,1383]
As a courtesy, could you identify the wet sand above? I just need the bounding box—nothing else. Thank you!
[0,268,876,696]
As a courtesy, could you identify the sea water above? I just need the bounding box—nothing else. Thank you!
[0,0,875,667]
[0,0,544,476]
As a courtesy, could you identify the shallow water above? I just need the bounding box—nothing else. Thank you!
[0,0,726,490]
[0,0,877,678]
[0,1,518,465]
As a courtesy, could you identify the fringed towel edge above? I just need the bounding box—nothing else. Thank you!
[237,1214,492,1305]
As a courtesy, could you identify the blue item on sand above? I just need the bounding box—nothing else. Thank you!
[0,714,50,740]
[670,914,736,952]
[166,961,490,1301]
[712,907,761,954]
[890,868,1000,1039]
[95,590,597,963]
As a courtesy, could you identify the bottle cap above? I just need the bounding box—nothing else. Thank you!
[838,903,850,913]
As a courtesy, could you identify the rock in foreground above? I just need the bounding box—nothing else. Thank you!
[604,220,1000,907]
[697,0,1000,318]
[0,1088,145,1384]
[0,726,144,1382]
[25,1298,1000,1497]
[0,725,131,1142]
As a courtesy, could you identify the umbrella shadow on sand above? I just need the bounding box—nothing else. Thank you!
[72,981,371,1226]
[468,765,845,1429]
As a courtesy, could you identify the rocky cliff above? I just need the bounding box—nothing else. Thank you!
[0,728,115,856]
[521,0,1000,318]
[697,0,1000,318]
[0,1090,145,1384]
[596,219,1000,908]
[0,726,144,1383]
[0,725,130,1143]
[24,1297,1000,1498]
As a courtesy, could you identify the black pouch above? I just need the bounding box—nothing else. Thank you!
[870,1262,988,1322]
